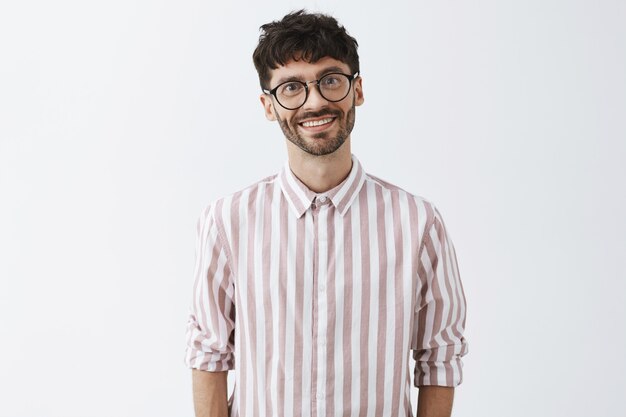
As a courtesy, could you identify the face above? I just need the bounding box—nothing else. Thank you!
[260,57,364,157]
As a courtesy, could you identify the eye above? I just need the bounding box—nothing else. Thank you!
[320,74,344,89]
[279,82,305,96]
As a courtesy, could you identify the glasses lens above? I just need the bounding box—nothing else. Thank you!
[276,81,307,109]
[319,73,351,102]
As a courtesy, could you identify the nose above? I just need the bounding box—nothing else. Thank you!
[303,82,329,110]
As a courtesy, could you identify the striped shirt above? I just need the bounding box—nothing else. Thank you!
[185,154,468,417]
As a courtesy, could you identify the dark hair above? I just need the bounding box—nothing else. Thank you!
[252,10,360,90]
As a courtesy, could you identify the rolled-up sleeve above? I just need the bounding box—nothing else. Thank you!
[412,205,468,387]
[184,204,236,372]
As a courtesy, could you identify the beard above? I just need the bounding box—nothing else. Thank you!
[276,101,356,156]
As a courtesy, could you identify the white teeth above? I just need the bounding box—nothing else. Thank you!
[301,118,334,127]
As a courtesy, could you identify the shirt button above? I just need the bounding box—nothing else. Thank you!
[319,283,326,292]
[318,195,328,203]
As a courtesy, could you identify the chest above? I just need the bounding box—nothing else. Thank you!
[229,201,422,311]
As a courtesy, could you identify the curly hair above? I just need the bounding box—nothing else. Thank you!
[252,10,360,90]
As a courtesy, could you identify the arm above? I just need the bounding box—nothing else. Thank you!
[412,205,468,411]
[192,369,229,417]
[416,386,454,417]
[185,204,236,415]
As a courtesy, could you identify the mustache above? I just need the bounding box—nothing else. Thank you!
[295,109,342,123]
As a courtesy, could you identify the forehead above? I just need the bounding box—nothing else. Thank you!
[268,56,352,85]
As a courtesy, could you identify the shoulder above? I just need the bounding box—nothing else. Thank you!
[363,172,439,219]
[197,173,280,227]
[362,172,459,256]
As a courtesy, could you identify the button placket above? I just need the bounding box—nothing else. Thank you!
[312,196,330,406]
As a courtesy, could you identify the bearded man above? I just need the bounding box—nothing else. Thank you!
[185,10,468,417]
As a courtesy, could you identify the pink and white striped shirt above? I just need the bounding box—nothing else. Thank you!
[185,155,468,417]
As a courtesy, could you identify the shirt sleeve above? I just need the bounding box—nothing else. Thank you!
[412,205,468,387]
[184,204,236,372]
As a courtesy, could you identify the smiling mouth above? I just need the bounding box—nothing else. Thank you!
[300,117,335,127]
[298,117,336,131]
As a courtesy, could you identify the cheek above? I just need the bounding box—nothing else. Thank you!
[276,112,297,131]
[280,111,299,128]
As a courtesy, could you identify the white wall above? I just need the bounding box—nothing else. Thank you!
[1,1,625,416]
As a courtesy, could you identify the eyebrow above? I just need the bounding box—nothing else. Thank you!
[274,66,348,86]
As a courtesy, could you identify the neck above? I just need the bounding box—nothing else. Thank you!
[286,139,353,193]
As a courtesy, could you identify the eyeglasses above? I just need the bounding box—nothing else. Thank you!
[263,72,359,110]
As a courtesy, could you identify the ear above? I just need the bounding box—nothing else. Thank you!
[260,94,277,121]
[353,76,364,107]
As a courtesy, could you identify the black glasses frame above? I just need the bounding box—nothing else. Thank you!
[263,72,360,110]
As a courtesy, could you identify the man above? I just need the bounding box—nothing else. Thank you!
[185,10,468,417]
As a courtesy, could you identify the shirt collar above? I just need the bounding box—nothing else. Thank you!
[278,154,367,218]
